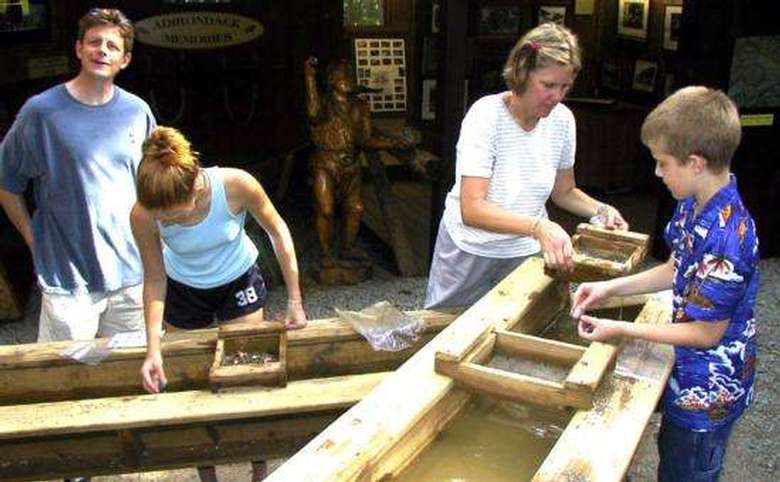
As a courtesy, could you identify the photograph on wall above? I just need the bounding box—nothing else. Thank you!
[728,36,780,109]
[0,0,50,42]
[478,5,522,36]
[538,5,567,26]
[354,38,407,112]
[600,59,621,91]
[431,1,440,33]
[421,78,436,120]
[663,5,682,50]
[422,35,439,75]
[632,59,658,93]
[617,0,649,40]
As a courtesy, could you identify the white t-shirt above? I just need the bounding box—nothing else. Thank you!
[443,92,576,258]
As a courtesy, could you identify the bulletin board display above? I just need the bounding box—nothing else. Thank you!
[354,38,407,113]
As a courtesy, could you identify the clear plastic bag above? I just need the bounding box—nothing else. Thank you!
[336,301,425,352]
[60,339,112,366]
[60,330,147,366]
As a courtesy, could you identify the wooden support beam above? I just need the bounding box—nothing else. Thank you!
[0,372,388,440]
[0,309,458,405]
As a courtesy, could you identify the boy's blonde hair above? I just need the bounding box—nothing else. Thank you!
[503,23,581,94]
[641,86,741,172]
[137,126,200,210]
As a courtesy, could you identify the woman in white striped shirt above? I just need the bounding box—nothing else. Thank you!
[425,23,627,309]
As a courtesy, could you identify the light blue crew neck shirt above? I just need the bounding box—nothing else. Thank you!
[0,84,156,294]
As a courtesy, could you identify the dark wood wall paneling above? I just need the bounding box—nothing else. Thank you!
[1,0,343,167]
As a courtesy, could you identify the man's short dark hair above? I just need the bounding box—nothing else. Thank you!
[78,8,135,53]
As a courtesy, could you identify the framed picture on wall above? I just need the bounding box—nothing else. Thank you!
[432,1,440,33]
[617,0,649,40]
[421,79,436,120]
[537,5,567,26]
[632,59,658,93]
[0,0,51,43]
[663,5,682,51]
[601,59,621,92]
[478,5,522,36]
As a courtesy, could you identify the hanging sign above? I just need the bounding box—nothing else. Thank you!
[135,12,264,49]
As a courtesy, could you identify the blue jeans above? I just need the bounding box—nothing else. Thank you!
[657,416,735,482]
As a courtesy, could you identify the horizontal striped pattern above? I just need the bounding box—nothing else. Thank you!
[443,92,576,258]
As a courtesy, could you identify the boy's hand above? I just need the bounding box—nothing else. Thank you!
[577,315,622,342]
[140,350,168,394]
[570,281,612,319]
[536,219,575,271]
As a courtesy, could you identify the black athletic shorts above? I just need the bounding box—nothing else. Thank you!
[164,264,268,329]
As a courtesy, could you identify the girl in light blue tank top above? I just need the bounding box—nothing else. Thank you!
[130,127,307,404]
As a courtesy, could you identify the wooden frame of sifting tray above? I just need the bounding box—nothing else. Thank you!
[545,223,650,282]
[435,328,614,409]
[209,321,287,390]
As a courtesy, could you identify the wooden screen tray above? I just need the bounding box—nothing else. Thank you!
[435,329,616,409]
[209,321,287,391]
[545,223,650,282]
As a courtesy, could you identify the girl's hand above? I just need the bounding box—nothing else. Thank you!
[284,299,307,330]
[140,350,167,394]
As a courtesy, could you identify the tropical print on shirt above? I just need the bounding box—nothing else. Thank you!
[662,175,759,431]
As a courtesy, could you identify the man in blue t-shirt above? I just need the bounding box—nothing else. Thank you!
[570,86,759,482]
[0,8,156,342]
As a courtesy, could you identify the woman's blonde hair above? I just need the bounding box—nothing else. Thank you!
[137,126,200,209]
[503,23,581,94]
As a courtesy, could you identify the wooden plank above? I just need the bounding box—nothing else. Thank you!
[0,410,342,481]
[576,223,651,245]
[0,372,388,440]
[532,298,674,482]
[265,257,564,482]
[217,320,284,338]
[442,361,592,409]
[435,259,559,364]
[564,340,617,392]
[494,330,585,365]
[0,309,458,404]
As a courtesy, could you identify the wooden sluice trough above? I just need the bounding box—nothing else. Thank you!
[0,309,460,481]
[268,257,675,482]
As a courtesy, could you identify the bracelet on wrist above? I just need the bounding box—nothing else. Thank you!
[530,216,542,239]
[287,298,303,306]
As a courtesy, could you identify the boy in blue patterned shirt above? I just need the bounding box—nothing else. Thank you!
[570,86,759,482]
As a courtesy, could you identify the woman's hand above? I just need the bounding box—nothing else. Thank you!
[570,280,614,319]
[593,204,629,231]
[577,315,624,342]
[535,218,575,271]
[284,299,308,330]
[140,350,167,394]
